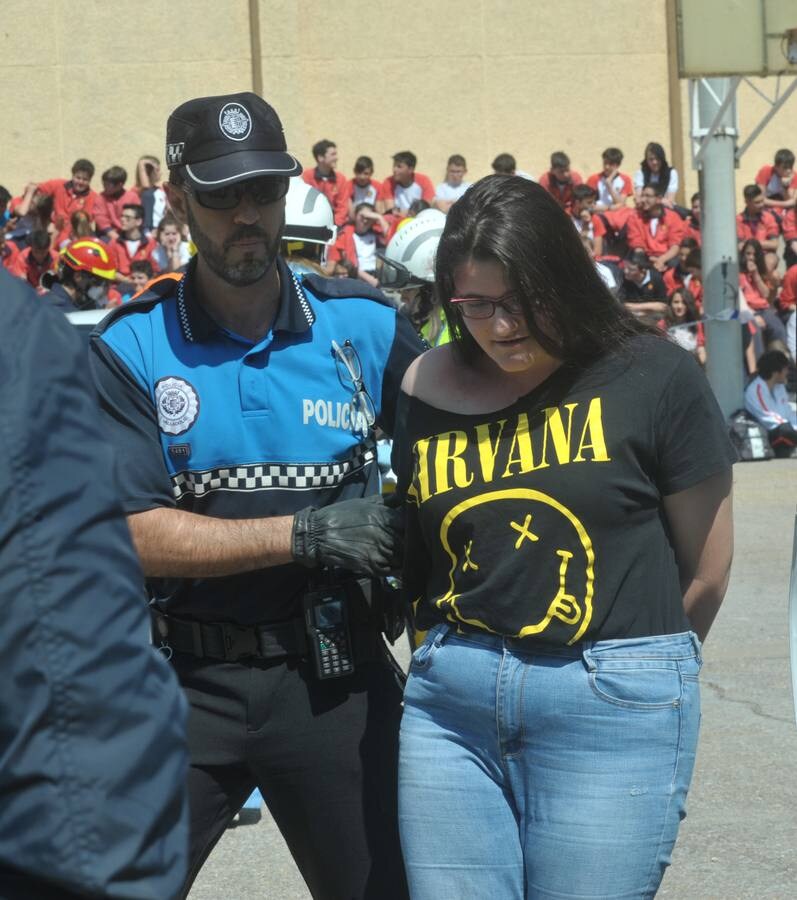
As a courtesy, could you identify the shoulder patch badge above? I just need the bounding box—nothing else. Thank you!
[218,102,252,142]
[155,376,200,436]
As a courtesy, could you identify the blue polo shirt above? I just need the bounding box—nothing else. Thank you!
[90,257,424,624]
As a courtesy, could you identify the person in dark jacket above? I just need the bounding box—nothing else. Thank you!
[0,268,188,900]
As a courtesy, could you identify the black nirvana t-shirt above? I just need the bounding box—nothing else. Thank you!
[393,336,736,645]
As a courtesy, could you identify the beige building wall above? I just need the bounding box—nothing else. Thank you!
[1,1,795,212]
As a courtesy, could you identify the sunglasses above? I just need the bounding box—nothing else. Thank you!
[188,177,290,210]
[450,290,524,320]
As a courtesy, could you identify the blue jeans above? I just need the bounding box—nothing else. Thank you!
[399,625,702,899]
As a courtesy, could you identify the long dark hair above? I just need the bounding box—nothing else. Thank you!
[435,174,655,366]
[739,239,767,278]
[640,142,672,193]
[665,288,699,326]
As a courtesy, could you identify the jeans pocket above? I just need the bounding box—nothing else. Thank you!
[586,658,684,710]
[409,624,448,672]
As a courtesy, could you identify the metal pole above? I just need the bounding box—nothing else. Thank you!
[694,78,746,419]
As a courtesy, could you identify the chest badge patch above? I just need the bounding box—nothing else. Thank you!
[155,376,200,436]
[218,102,252,142]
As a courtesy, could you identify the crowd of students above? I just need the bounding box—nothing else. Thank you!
[1,139,795,373]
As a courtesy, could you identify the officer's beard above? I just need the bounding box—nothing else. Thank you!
[186,203,283,287]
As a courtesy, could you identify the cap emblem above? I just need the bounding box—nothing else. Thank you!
[219,102,252,142]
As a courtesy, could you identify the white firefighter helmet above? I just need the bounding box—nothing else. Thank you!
[382,208,446,288]
[283,180,337,245]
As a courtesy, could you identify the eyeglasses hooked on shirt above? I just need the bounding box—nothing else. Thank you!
[331,339,376,440]
[449,290,524,319]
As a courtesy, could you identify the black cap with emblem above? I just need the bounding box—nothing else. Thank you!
[165,92,302,189]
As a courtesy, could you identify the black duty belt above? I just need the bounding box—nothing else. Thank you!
[153,610,382,664]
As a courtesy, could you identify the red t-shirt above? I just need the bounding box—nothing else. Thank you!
[109,235,160,278]
[781,208,797,241]
[301,169,349,227]
[755,164,797,200]
[37,178,98,245]
[538,170,584,211]
[739,271,770,310]
[778,265,797,310]
[16,247,58,288]
[94,188,140,234]
[683,217,701,246]
[626,208,685,257]
[586,171,633,206]
[736,209,779,244]
[663,266,685,296]
[1,242,24,278]
[377,174,435,213]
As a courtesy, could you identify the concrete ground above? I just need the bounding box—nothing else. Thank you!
[190,458,797,900]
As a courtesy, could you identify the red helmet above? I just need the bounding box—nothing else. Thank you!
[61,239,116,281]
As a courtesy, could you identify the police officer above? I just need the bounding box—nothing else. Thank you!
[0,269,188,899]
[88,92,423,899]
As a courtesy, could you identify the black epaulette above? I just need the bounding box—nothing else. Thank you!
[92,273,182,335]
[301,274,394,308]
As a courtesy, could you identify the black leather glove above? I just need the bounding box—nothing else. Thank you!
[292,495,404,575]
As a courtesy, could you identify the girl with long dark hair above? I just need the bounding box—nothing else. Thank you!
[739,238,789,352]
[393,175,735,899]
[634,141,678,207]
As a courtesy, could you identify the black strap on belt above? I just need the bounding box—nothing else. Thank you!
[153,610,382,665]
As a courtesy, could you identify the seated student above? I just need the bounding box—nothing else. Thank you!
[739,238,789,351]
[108,203,159,288]
[744,350,797,457]
[663,236,700,296]
[36,159,98,248]
[622,248,668,321]
[0,227,22,274]
[7,185,54,245]
[778,263,797,355]
[737,184,780,272]
[134,155,167,231]
[346,155,382,217]
[152,213,191,273]
[626,183,685,271]
[302,139,349,227]
[581,234,622,298]
[14,229,58,288]
[633,142,679,208]
[538,151,583,211]
[94,167,139,240]
[377,151,435,219]
[121,259,155,302]
[491,153,534,181]
[569,184,606,255]
[661,287,706,366]
[58,210,94,250]
[755,148,797,216]
[681,246,704,309]
[782,204,797,269]
[434,154,472,213]
[587,147,633,211]
[684,192,702,244]
[328,202,389,288]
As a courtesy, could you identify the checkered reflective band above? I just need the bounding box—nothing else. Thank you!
[171,442,376,501]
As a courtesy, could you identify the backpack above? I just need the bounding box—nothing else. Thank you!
[727,409,774,461]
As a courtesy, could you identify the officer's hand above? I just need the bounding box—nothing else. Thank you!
[292,495,404,575]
